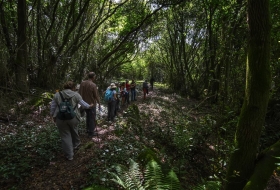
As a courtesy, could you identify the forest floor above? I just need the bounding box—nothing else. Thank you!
[15,89,208,190]
[19,87,195,190]
[1,86,280,190]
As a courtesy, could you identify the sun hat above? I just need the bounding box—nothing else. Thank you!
[110,83,117,89]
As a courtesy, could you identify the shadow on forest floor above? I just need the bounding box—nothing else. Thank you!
[0,87,279,190]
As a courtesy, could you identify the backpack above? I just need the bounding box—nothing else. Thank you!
[56,92,77,120]
[104,89,113,102]
[143,82,148,89]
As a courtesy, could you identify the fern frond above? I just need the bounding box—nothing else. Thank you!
[125,159,145,190]
[111,159,183,190]
[144,160,165,190]
[110,164,129,189]
[164,170,181,190]
[110,159,145,190]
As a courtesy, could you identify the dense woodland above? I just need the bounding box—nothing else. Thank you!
[0,0,280,189]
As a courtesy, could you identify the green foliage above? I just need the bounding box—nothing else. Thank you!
[0,124,60,183]
[24,91,54,115]
[83,185,110,190]
[86,123,146,189]
[137,147,161,166]
[29,91,53,106]
[110,159,181,190]
[164,170,181,190]
[111,159,144,190]
[137,89,238,188]
[144,160,165,190]
[193,180,221,190]
[124,104,143,137]
[125,104,140,121]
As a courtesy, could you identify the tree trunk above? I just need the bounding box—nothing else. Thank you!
[15,0,28,92]
[225,0,271,189]
[244,140,280,190]
[0,1,16,87]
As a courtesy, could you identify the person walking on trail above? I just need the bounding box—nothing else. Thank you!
[125,79,131,104]
[150,77,155,91]
[143,79,149,100]
[115,82,121,114]
[50,81,94,161]
[130,79,137,101]
[120,82,127,106]
[78,72,101,138]
[107,83,117,122]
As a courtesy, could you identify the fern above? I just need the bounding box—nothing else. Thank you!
[110,165,128,188]
[111,159,181,190]
[144,160,165,190]
[111,159,145,190]
[164,170,181,190]
[126,159,144,190]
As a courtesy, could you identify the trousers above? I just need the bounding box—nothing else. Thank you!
[56,117,80,159]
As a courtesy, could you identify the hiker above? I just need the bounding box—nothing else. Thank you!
[130,79,137,101]
[120,82,127,106]
[107,83,117,122]
[125,79,130,104]
[78,72,101,138]
[115,82,121,114]
[50,81,94,161]
[143,80,149,99]
[150,77,155,91]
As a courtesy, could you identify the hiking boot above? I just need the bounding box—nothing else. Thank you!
[66,156,73,161]
[88,132,98,138]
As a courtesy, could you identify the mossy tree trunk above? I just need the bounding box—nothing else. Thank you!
[225,0,271,189]
[244,141,280,190]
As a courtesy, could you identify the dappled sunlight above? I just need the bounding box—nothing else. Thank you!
[0,86,235,189]
[106,134,121,141]
[97,125,115,135]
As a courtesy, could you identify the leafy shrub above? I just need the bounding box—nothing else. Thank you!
[0,124,60,183]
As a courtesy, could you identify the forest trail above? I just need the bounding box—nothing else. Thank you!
[2,87,279,190]
[19,88,167,189]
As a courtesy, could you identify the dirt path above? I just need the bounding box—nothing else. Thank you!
[6,87,279,190]
[19,89,153,190]
[21,132,109,189]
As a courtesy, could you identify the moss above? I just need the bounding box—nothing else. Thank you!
[244,141,280,190]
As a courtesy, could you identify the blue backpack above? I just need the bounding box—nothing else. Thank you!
[104,89,113,102]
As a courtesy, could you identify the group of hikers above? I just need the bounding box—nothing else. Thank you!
[104,78,151,122]
[50,71,155,161]
[105,77,156,122]
[104,80,133,123]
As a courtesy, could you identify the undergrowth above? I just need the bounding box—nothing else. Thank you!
[85,90,238,189]
[0,121,60,188]
[0,90,59,189]
[0,87,240,190]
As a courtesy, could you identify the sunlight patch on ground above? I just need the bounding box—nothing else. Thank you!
[98,125,115,135]
[106,134,120,141]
